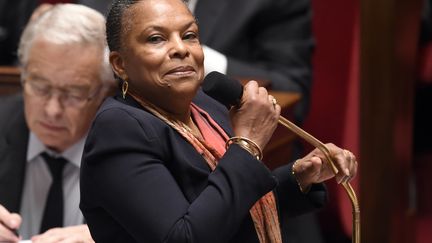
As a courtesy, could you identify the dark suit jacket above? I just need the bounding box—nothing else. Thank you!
[80,90,326,243]
[0,0,38,65]
[194,0,314,121]
[0,94,29,213]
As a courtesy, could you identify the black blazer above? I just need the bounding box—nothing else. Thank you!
[80,90,327,243]
[194,0,314,121]
[0,94,29,213]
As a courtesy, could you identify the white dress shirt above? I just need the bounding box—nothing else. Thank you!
[187,0,198,12]
[19,133,85,240]
[187,0,228,76]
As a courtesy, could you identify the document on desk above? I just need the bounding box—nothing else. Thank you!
[19,241,32,243]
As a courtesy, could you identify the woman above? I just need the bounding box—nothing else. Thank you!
[80,0,358,242]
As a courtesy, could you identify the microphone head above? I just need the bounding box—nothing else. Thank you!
[202,71,243,109]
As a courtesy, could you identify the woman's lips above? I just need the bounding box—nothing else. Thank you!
[166,66,195,75]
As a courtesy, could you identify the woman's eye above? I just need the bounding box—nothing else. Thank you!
[183,32,198,41]
[147,35,164,43]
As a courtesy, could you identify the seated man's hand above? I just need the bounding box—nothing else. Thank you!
[32,224,94,243]
[0,204,21,242]
[293,143,358,191]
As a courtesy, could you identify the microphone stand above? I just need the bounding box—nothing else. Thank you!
[278,116,360,243]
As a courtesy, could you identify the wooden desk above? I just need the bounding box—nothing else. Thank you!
[0,66,301,168]
[0,66,21,95]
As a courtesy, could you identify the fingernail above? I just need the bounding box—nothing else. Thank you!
[345,169,350,176]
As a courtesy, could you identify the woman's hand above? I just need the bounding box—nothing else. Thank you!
[229,81,281,150]
[292,143,358,191]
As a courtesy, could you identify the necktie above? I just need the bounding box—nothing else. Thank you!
[39,152,67,233]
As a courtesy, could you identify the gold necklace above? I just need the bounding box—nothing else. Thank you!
[184,117,203,139]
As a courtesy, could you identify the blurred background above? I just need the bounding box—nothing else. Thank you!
[305,0,431,242]
[1,0,431,242]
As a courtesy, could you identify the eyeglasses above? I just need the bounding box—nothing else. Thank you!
[22,79,103,108]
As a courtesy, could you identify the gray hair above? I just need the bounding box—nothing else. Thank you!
[18,3,113,84]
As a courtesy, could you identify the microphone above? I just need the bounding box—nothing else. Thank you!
[202,71,243,109]
[202,72,360,243]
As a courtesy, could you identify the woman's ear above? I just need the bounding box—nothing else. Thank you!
[110,51,127,80]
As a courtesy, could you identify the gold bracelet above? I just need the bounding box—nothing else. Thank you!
[225,136,263,160]
[292,159,311,194]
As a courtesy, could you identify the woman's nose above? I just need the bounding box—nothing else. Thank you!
[169,36,189,58]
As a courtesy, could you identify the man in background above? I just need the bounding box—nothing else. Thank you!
[0,4,113,242]
[187,0,323,242]
[188,0,314,123]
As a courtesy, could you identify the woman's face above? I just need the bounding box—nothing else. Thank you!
[111,0,204,114]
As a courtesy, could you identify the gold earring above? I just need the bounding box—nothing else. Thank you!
[122,80,129,99]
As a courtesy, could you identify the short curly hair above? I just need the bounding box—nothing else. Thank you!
[106,0,190,52]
